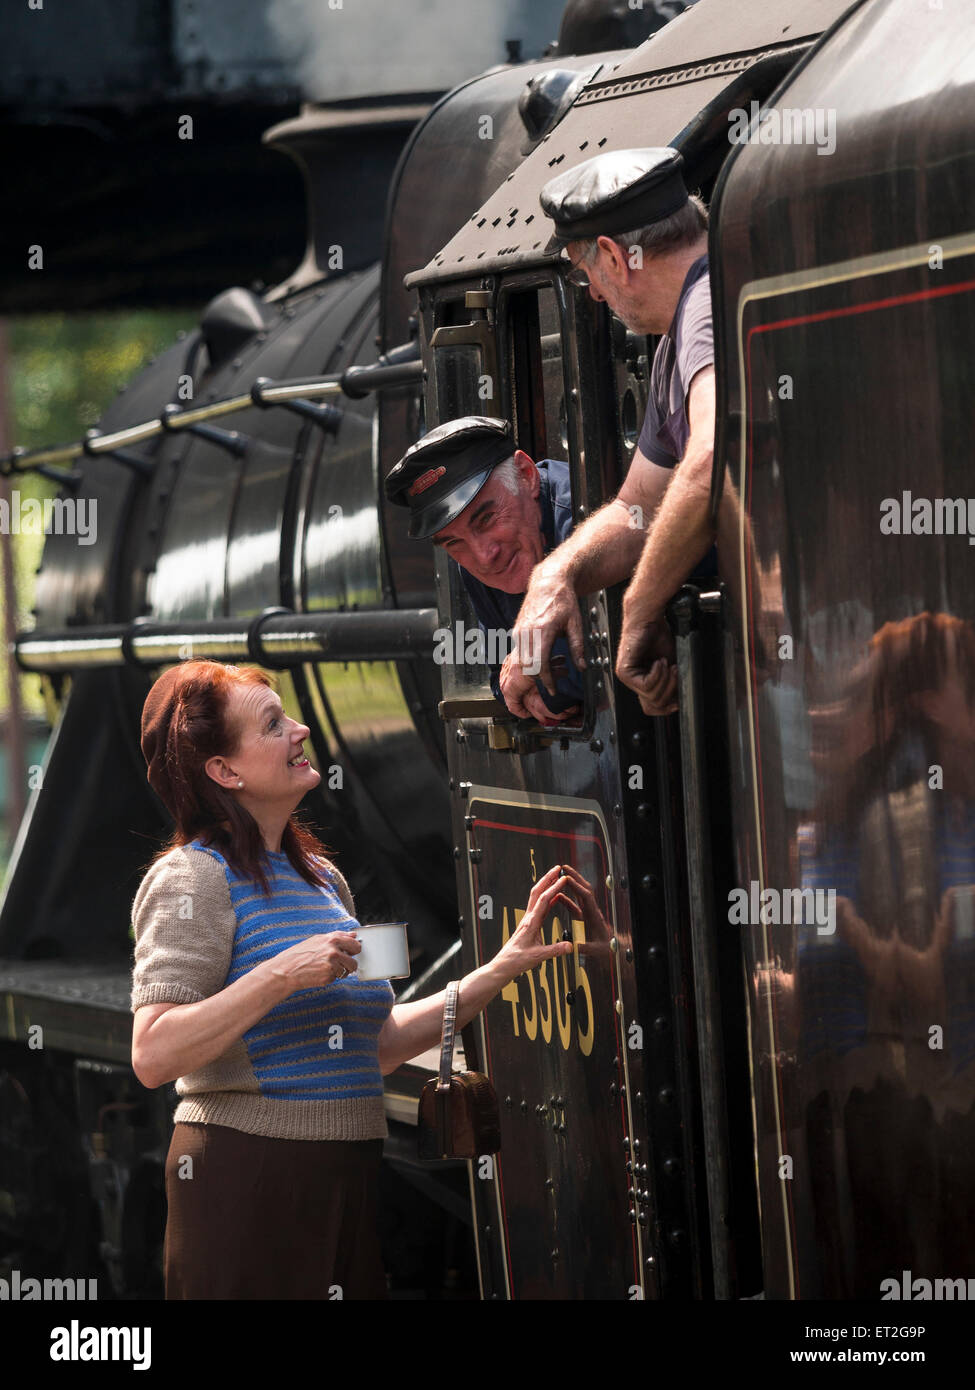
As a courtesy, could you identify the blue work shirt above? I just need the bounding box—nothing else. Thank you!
[456,458,584,716]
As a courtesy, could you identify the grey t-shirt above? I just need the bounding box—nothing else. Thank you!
[637,254,712,468]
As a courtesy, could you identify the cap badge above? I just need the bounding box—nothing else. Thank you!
[408,465,447,498]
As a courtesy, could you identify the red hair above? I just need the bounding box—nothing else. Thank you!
[148,660,330,896]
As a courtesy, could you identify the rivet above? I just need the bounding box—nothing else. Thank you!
[625,947,633,962]
[613,803,621,816]
[658,1086,674,1105]
[590,738,603,753]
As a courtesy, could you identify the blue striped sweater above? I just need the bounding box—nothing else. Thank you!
[130,839,395,1140]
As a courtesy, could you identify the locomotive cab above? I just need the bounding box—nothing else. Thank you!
[397,0,879,1302]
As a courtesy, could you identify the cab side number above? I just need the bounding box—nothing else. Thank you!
[499,905,594,1055]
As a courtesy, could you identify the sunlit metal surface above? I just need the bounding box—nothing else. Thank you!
[715,0,975,1298]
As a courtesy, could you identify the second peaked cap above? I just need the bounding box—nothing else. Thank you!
[540,146,688,244]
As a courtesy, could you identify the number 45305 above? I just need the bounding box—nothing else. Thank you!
[499,907,594,1056]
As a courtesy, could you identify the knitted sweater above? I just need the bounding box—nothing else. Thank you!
[130,839,395,1141]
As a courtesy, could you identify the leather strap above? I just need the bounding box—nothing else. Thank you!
[437,980,459,1091]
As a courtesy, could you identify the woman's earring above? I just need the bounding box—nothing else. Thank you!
[237,779,244,789]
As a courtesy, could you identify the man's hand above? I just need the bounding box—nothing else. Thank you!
[501,559,586,717]
[498,653,580,726]
[616,613,678,716]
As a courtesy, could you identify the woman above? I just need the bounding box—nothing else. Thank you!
[130,658,576,1299]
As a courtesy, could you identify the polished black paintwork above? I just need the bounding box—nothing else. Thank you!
[712,0,975,1298]
[7,0,973,1303]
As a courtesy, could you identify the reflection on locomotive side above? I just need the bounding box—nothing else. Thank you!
[779,613,975,1296]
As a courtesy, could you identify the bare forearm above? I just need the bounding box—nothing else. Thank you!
[623,457,715,624]
[134,962,291,1087]
[378,959,507,1075]
[543,499,646,597]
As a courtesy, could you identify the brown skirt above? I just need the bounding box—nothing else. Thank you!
[164,1122,388,1300]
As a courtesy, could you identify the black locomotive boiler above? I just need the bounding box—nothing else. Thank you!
[3,0,975,1304]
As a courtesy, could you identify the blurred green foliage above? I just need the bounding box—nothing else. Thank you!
[0,310,197,860]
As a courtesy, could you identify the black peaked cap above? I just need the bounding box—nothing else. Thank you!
[384,416,514,540]
[540,146,688,244]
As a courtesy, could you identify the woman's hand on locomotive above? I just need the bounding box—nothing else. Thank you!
[266,931,362,993]
[379,866,582,1073]
[491,864,578,982]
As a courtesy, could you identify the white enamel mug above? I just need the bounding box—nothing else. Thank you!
[354,922,410,981]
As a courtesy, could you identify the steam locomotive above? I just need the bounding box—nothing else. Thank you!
[3,0,975,1304]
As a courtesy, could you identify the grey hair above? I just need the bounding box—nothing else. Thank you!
[492,455,523,495]
[578,193,708,266]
